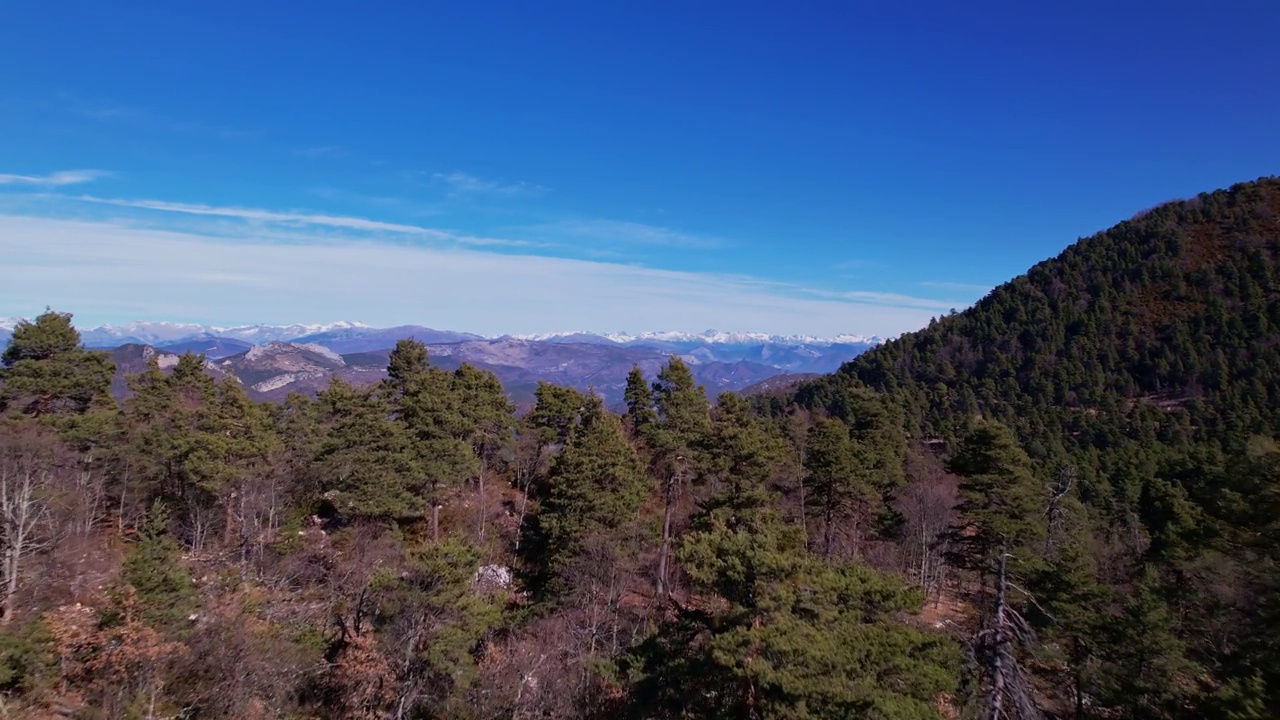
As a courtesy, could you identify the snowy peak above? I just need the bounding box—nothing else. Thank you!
[519,329,885,347]
[65,321,882,349]
[215,322,370,344]
[76,320,370,347]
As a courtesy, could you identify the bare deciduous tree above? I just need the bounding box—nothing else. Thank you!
[0,425,57,625]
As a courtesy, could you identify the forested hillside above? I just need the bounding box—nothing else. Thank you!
[819,176,1280,455]
[785,176,1280,717]
[2,178,1279,719]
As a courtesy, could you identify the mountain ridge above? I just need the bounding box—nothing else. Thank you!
[0,319,883,349]
[3,321,882,403]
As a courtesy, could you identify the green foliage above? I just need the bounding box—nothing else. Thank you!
[943,422,1046,574]
[624,365,657,432]
[0,618,54,694]
[649,356,711,459]
[315,379,428,522]
[367,538,502,715]
[780,179,1280,717]
[803,416,877,556]
[1094,568,1195,716]
[702,393,787,498]
[628,462,959,719]
[452,362,515,452]
[0,309,114,416]
[379,341,480,510]
[119,503,198,632]
[529,381,590,447]
[530,397,647,595]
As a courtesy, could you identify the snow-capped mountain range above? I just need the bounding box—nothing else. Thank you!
[1,318,883,405]
[80,320,373,346]
[1,318,883,351]
[510,329,884,346]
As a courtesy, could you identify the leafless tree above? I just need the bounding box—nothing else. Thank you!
[895,451,958,599]
[0,425,57,625]
[973,545,1042,720]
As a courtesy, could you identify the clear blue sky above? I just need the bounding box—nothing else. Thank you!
[2,1,1278,336]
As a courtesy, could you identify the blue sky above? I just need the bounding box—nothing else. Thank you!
[2,1,1278,336]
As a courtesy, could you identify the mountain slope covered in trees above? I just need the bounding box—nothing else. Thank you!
[785,176,1280,716]
[818,176,1280,456]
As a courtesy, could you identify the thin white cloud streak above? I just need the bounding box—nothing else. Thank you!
[822,290,962,311]
[523,218,727,250]
[0,215,941,337]
[0,170,110,186]
[432,171,549,196]
[72,196,530,247]
[918,280,993,294]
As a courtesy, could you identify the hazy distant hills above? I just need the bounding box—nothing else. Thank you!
[0,320,882,407]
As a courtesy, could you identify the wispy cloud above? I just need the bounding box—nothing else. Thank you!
[0,170,110,187]
[0,212,940,337]
[524,218,727,250]
[72,196,530,247]
[431,171,549,196]
[917,280,993,294]
[825,290,961,311]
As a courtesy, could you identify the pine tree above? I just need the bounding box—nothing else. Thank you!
[627,444,960,719]
[624,365,657,433]
[650,357,711,455]
[0,309,114,416]
[1026,497,1109,719]
[649,357,711,599]
[315,379,427,523]
[804,416,877,558]
[528,382,589,449]
[1095,568,1194,718]
[942,423,1048,719]
[944,422,1046,576]
[703,393,785,499]
[532,396,647,597]
[119,503,198,633]
[452,363,514,539]
[366,538,502,716]
[379,341,477,538]
[117,352,225,546]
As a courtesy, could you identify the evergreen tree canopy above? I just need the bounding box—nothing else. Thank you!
[0,309,114,416]
[532,396,647,593]
[628,449,959,719]
[943,421,1046,573]
[315,379,427,522]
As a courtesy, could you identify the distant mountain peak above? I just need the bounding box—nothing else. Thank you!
[58,321,884,349]
[511,329,884,346]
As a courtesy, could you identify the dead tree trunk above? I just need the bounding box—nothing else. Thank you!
[987,548,1009,720]
[655,456,686,601]
[478,463,487,541]
[655,474,676,601]
[979,544,1041,720]
[1,454,50,625]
